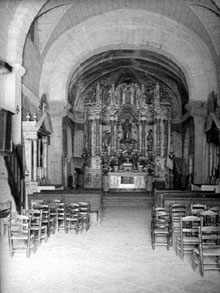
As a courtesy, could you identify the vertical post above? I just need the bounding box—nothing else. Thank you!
[95,116,100,154]
[110,116,114,153]
[141,117,146,154]
[160,119,164,157]
[23,138,32,182]
[185,101,207,184]
[87,114,93,156]
[7,64,26,144]
[136,122,140,151]
[33,138,38,182]
[42,136,48,183]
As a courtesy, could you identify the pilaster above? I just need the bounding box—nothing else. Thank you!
[7,64,26,145]
[185,101,207,184]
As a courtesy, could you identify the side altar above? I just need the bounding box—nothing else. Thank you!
[80,80,173,191]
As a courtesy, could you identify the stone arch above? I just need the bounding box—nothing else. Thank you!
[39,10,217,107]
[7,0,46,64]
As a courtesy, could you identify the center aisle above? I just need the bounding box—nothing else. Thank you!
[1,207,220,293]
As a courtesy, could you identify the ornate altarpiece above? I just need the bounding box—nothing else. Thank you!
[82,81,173,190]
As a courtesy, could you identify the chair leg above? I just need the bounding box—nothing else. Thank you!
[167,235,169,250]
[200,258,204,277]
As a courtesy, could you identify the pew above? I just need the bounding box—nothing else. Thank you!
[28,191,102,225]
[154,189,220,208]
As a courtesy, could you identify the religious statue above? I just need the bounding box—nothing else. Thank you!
[147,129,153,151]
[103,130,111,151]
[108,84,115,105]
[122,118,132,142]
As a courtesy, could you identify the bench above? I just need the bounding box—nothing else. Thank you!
[28,191,102,225]
[154,189,220,208]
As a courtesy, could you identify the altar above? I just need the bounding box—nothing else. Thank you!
[108,172,147,190]
[81,81,173,191]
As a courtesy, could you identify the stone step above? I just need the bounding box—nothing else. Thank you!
[102,195,153,207]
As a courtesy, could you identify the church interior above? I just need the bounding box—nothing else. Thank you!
[1,0,220,292]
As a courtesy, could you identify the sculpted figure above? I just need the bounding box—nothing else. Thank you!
[122,118,132,141]
[147,129,153,151]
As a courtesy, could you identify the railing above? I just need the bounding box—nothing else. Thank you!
[4,144,25,213]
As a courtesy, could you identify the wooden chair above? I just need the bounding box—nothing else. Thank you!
[209,207,220,212]
[65,203,81,233]
[190,204,206,216]
[78,202,90,231]
[27,209,48,246]
[169,203,188,239]
[0,200,12,236]
[199,210,219,227]
[8,214,36,257]
[48,199,61,232]
[176,215,202,260]
[32,203,55,237]
[151,207,172,250]
[31,199,45,209]
[209,207,220,224]
[57,202,66,232]
[193,226,220,277]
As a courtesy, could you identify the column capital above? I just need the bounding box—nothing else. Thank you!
[185,100,207,117]
[12,64,26,77]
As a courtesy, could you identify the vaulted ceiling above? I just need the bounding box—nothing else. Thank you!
[68,49,188,112]
[24,0,220,114]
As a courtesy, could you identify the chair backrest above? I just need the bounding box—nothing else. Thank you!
[198,226,220,247]
[209,206,220,212]
[170,203,188,219]
[48,199,62,210]
[66,203,80,212]
[180,215,202,236]
[190,204,207,216]
[153,210,171,228]
[152,206,169,217]
[78,202,90,212]
[31,199,45,209]
[199,210,219,226]
[8,214,31,234]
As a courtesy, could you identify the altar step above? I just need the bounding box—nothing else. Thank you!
[102,192,153,207]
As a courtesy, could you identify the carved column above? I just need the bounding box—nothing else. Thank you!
[163,119,169,157]
[5,64,26,145]
[33,138,38,181]
[42,136,48,183]
[136,121,140,151]
[160,119,164,157]
[95,116,101,154]
[185,101,207,184]
[153,113,161,157]
[141,117,146,154]
[114,116,118,151]
[110,116,115,153]
[23,138,32,182]
[87,111,93,156]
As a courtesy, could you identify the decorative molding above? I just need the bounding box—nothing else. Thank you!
[13,64,26,77]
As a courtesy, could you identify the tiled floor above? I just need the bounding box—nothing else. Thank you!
[1,206,220,293]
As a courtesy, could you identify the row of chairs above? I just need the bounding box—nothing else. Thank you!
[7,199,90,258]
[175,214,220,277]
[151,203,220,277]
[30,199,90,234]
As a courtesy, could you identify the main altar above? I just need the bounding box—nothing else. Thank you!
[82,81,172,191]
